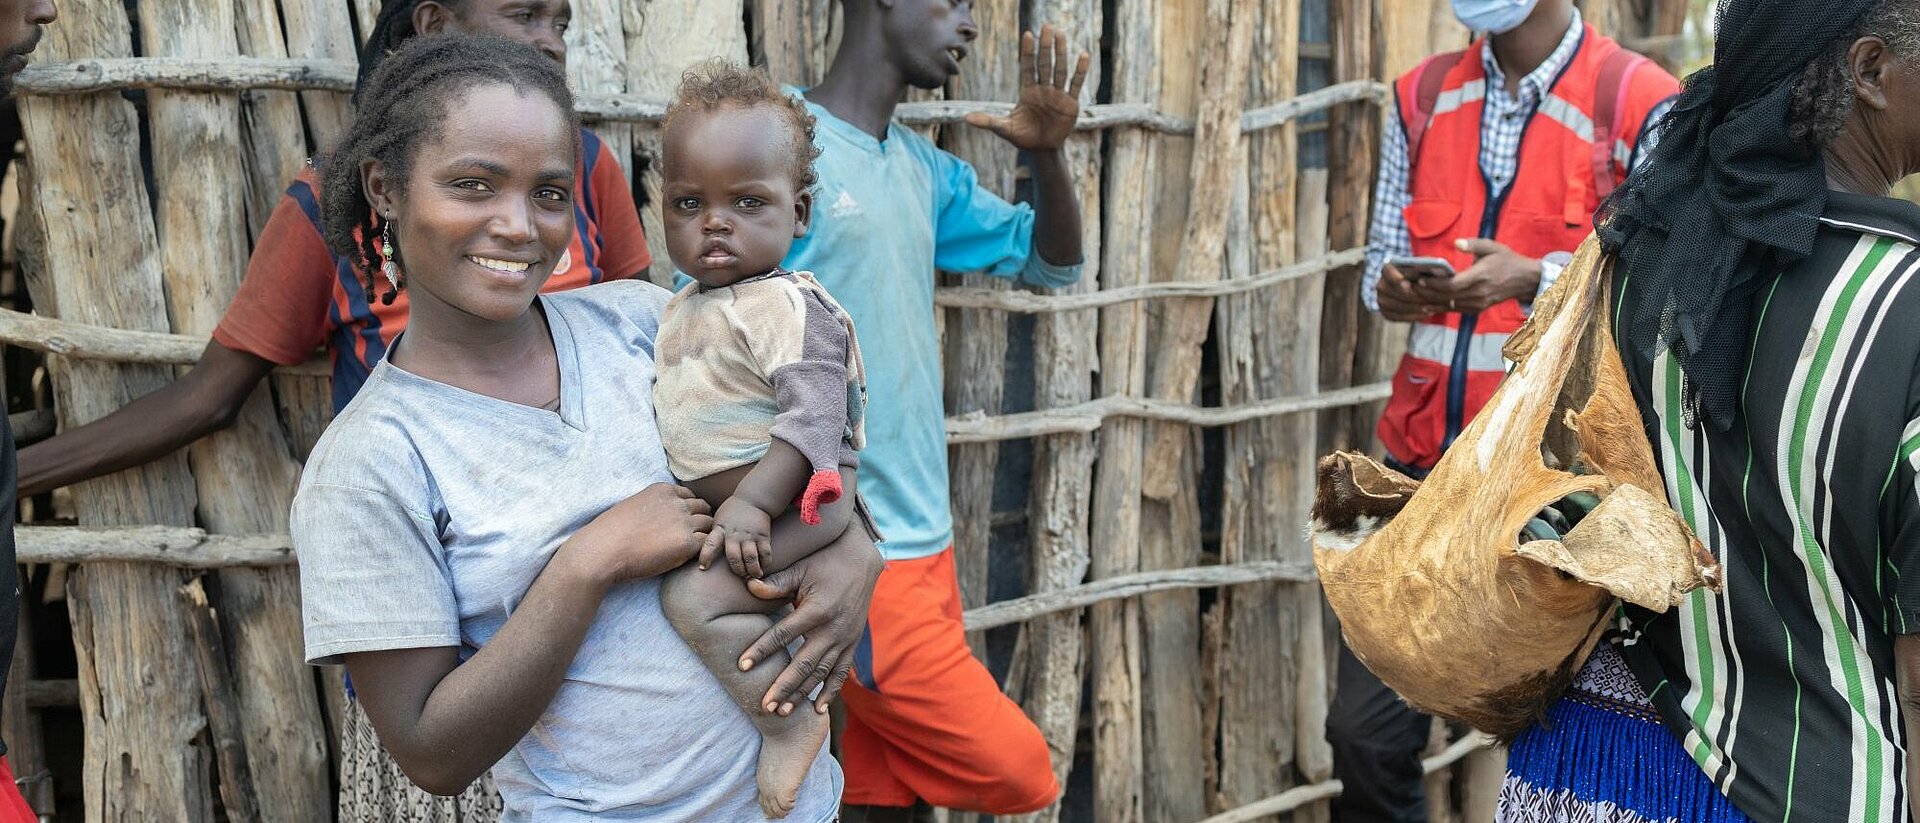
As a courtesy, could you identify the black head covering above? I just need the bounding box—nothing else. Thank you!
[1596,0,1880,430]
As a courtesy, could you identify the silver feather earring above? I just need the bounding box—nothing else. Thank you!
[380,218,401,292]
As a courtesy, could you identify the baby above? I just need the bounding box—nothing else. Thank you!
[652,59,870,819]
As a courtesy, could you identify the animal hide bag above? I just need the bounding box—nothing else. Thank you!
[1311,237,1721,738]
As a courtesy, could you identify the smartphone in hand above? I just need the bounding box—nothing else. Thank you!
[1388,255,1456,279]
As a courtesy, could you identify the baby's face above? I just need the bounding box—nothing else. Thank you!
[661,105,811,288]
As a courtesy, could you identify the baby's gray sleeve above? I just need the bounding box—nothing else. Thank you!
[767,288,854,475]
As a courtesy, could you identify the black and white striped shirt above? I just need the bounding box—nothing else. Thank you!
[1612,191,1920,822]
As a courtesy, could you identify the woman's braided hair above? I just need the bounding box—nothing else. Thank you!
[663,58,821,192]
[319,32,578,305]
[1788,0,1920,146]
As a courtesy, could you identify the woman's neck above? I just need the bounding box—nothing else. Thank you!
[391,297,556,401]
[1824,126,1902,198]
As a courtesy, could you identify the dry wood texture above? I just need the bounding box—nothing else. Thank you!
[2,591,49,814]
[1,0,1573,818]
[1089,0,1156,817]
[1138,0,1256,818]
[16,0,216,816]
[1317,0,1378,457]
[181,577,261,823]
[1210,0,1311,813]
[1005,2,1102,817]
[571,0,632,188]
[139,0,328,816]
[751,0,838,87]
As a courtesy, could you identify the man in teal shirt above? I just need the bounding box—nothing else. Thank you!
[784,2,1088,820]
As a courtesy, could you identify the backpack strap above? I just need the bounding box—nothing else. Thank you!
[1589,45,1649,200]
[1402,50,1469,163]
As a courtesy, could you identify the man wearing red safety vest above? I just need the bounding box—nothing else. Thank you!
[1331,1,1679,820]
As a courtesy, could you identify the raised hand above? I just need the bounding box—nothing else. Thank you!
[962,24,1091,153]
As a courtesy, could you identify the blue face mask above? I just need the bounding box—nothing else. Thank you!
[1451,0,1538,34]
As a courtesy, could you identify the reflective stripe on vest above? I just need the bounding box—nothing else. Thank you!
[1537,94,1594,143]
[1433,80,1486,116]
[1406,322,1509,372]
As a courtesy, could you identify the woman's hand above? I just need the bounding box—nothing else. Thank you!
[739,526,884,715]
[567,483,713,587]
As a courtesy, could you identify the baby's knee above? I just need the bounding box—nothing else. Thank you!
[662,564,777,635]
[660,565,726,636]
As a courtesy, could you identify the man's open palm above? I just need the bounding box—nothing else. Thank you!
[964,25,1090,153]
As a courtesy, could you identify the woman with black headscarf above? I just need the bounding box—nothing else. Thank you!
[1497,1,1920,821]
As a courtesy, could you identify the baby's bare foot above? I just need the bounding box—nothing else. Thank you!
[755,708,829,819]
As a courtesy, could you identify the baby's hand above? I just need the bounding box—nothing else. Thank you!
[703,497,775,578]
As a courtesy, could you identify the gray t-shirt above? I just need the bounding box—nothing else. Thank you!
[293,280,840,822]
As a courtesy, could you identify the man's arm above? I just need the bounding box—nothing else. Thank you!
[1026,148,1081,267]
[18,341,277,497]
[1365,99,1433,322]
[960,25,1090,272]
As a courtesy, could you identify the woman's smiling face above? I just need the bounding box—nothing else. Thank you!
[367,82,578,325]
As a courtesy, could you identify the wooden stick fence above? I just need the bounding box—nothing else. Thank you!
[0,1,1544,820]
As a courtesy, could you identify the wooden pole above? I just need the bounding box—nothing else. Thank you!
[1089,0,1157,816]
[1317,0,1379,457]
[275,0,356,150]
[136,0,328,816]
[570,0,634,188]
[1004,2,1102,819]
[624,0,749,286]
[1292,168,1337,817]
[940,0,1021,665]
[1137,0,1255,818]
[180,577,261,823]
[750,0,838,88]
[1211,0,1308,814]
[15,0,216,815]
[231,0,308,239]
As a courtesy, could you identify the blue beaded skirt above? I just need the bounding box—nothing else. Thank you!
[1496,645,1754,823]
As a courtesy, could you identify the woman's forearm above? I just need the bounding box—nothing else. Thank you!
[348,541,609,794]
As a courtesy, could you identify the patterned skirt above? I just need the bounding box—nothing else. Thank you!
[338,694,503,823]
[1496,645,1753,823]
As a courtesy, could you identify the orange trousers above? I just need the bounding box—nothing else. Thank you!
[839,548,1059,813]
